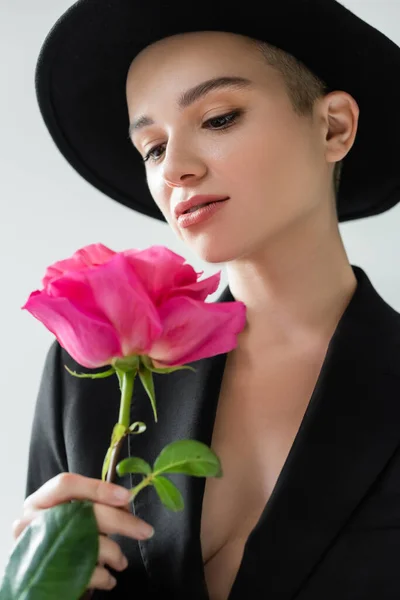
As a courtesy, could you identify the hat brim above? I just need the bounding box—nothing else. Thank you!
[35,0,400,222]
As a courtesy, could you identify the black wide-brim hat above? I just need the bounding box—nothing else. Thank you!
[35,0,400,223]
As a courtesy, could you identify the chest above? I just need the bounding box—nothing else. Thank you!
[200,347,327,600]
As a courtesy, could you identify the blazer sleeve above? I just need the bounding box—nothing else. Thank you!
[25,339,69,499]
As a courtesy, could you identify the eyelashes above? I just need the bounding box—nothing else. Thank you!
[141,109,243,164]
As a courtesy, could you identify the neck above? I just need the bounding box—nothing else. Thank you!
[225,209,357,356]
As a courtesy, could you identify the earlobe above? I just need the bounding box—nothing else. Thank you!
[324,91,359,163]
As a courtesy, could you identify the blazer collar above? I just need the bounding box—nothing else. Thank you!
[129,265,400,599]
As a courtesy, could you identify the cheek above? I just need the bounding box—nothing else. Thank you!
[146,172,169,212]
[215,121,295,191]
[146,172,181,232]
[214,118,321,233]
[224,119,315,196]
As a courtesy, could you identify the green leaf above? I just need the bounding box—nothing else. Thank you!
[140,355,197,375]
[140,355,156,370]
[0,500,98,600]
[153,439,222,477]
[152,475,184,511]
[138,367,158,423]
[116,456,152,476]
[64,365,115,379]
[148,365,197,374]
[128,421,147,434]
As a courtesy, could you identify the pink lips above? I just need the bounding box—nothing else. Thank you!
[174,195,229,219]
[176,198,229,228]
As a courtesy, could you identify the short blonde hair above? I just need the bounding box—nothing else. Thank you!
[254,40,343,198]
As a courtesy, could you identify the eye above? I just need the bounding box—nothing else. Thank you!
[206,111,240,130]
[142,109,242,164]
[142,143,166,164]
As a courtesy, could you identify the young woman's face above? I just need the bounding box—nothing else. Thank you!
[126,31,335,263]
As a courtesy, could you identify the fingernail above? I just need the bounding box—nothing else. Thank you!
[121,555,128,569]
[113,486,130,501]
[139,523,155,539]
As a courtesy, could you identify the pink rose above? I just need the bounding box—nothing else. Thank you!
[22,243,246,369]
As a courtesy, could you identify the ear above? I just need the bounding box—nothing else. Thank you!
[320,91,360,164]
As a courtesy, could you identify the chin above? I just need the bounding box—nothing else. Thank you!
[190,238,241,265]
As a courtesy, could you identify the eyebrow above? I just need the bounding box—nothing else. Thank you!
[128,75,253,138]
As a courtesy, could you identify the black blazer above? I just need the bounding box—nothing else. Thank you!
[25,265,400,600]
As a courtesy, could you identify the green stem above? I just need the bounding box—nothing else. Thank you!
[82,370,137,600]
[106,435,128,484]
[130,475,153,500]
[118,370,136,428]
[129,466,172,499]
[105,369,136,484]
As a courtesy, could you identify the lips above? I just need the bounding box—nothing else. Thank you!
[177,198,229,228]
[174,195,229,219]
[184,201,214,214]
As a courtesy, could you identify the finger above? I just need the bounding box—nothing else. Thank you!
[93,503,154,540]
[87,565,117,591]
[24,473,132,511]
[97,535,128,572]
[12,518,25,540]
[12,508,40,540]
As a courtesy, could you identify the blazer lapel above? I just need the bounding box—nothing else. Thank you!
[130,265,400,600]
[228,265,400,599]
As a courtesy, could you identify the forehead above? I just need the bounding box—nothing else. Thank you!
[126,31,279,116]
[128,30,258,78]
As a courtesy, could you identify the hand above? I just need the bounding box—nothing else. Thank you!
[13,473,154,591]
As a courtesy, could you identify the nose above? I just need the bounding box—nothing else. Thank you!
[161,140,207,188]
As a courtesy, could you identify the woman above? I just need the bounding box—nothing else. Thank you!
[14,1,400,599]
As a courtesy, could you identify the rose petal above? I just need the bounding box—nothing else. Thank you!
[165,271,221,303]
[122,246,198,303]
[22,290,121,368]
[43,243,116,287]
[70,253,163,356]
[149,296,247,365]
